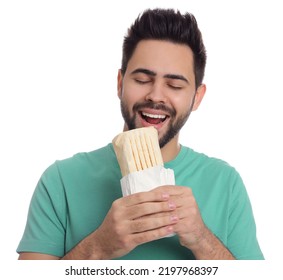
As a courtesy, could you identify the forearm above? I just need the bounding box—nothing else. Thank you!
[61,231,106,260]
[189,227,235,260]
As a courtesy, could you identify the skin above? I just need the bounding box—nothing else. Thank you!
[18,40,235,260]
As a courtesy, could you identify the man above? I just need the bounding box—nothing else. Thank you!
[17,8,264,260]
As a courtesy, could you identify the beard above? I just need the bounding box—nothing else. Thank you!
[120,99,194,148]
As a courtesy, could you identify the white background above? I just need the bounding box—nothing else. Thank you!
[1,0,282,264]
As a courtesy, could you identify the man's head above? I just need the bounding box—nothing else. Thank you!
[118,9,207,149]
[121,8,206,89]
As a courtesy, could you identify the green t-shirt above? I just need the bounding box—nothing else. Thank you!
[17,144,264,259]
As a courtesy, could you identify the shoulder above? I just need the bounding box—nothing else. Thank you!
[53,143,116,170]
[185,147,247,196]
[40,143,118,184]
[175,146,247,197]
[178,145,238,176]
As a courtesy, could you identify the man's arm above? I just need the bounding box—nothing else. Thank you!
[188,226,235,260]
[18,253,59,260]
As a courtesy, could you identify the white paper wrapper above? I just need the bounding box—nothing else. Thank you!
[120,165,175,196]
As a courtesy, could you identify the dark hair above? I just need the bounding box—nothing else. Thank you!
[121,8,207,88]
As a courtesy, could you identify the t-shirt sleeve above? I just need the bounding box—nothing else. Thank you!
[227,171,264,260]
[17,162,66,257]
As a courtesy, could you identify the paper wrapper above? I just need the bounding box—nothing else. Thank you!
[120,165,175,196]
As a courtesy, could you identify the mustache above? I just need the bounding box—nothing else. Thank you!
[133,101,176,117]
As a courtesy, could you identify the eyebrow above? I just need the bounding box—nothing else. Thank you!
[164,74,189,84]
[130,68,189,84]
[131,68,156,76]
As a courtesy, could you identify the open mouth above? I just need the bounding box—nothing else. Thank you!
[140,111,168,125]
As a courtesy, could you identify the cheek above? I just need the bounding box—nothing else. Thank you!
[121,84,145,105]
[171,94,194,115]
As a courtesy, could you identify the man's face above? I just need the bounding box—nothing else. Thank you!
[118,40,205,148]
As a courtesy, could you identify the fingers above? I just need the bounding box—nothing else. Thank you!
[117,185,195,221]
[127,200,177,220]
[131,224,175,245]
[122,190,171,207]
[121,185,192,206]
[116,186,196,234]
[152,185,193,197]
[130,213,179,233]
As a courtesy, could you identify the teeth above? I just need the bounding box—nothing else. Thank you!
[142,112,166,119]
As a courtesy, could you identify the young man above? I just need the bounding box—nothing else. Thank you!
[17,9,264,260]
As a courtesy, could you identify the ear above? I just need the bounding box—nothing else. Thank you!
[192,84,206,111]
[117,69,123,99]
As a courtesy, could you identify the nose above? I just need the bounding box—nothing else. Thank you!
[145,81,167,103]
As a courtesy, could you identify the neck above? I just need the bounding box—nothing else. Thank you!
[161,135,181,163]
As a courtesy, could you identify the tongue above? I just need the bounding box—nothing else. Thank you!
[144,116,163,124]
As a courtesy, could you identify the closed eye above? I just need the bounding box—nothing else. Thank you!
[135,79,151,84]
[168,84,183,90]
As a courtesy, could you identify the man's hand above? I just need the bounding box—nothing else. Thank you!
[148,185,235,260]
[159,186,206,248]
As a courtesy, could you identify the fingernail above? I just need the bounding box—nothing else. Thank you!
[168,201,176,210]
[170,215,178,222]
[167,226,174,233]
[162,193,169,200]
